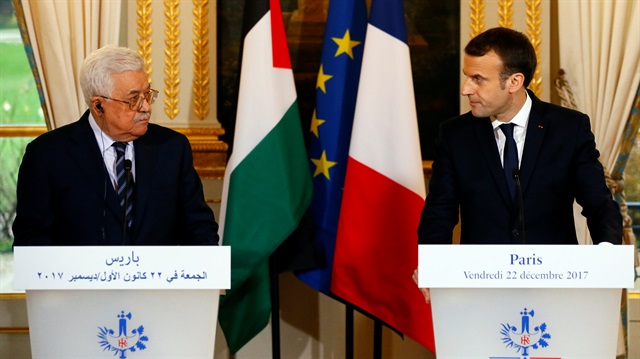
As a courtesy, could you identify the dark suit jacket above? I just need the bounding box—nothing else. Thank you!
[13,110,219,246]
[418,91,622,245]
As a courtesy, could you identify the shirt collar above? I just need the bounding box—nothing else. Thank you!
[491,91,532,130]
[88,113,133,153]
[88,113,116,155]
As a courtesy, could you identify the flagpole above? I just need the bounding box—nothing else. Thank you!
[346,303,354,359]
[373,319,382,359]
[269,255,281,359]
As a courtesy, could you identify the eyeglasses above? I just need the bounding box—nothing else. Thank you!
[99,89,159,111]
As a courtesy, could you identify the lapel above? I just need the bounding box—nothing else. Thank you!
[132,131,158,235]
[68,111,122,218]
[474,116,514,207]
[520,90,548,195]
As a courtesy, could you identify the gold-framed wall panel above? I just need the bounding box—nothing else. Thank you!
[125,0,226,179]
[126,0,219,129]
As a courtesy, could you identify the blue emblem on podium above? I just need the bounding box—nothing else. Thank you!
[98,311,149,358]
[499,308,551,359]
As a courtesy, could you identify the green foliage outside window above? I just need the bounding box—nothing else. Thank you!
[0,5,43,253]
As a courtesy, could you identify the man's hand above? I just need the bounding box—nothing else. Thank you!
[412,268,431,304]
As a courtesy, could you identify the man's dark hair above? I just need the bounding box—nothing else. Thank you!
[465,27,537,88]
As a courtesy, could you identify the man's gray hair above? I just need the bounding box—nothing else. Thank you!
[79,46,145,106]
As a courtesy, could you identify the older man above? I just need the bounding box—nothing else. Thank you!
[13,46,219,246]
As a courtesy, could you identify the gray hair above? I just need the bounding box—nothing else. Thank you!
[79,46,145,106]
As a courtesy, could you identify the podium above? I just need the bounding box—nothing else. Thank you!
[13,246,230,359]
[418,244,635,359]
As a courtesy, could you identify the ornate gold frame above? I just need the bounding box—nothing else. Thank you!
[174,127,227,179]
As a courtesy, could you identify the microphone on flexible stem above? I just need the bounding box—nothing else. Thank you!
[512,169,526,244]
[122,159,132,245]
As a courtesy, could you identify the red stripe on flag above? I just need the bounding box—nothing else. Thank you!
[269,0,291,69]
[332,158,435,350]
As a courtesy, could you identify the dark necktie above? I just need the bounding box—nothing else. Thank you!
[114,142,134,229]
[500,123,518,201]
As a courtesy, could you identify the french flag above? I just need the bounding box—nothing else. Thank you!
[330,0,435,352]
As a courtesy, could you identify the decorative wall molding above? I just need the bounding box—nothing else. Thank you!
[136,0,153,81]
[497,0,513,28]
[127,1,225,178]
[174,127,227,179]
[469,0,485,38]
[163,0,181,120]
[192,0,210,121]
[526,0,543,97]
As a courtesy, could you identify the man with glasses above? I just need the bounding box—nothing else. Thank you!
[13,46,219,246]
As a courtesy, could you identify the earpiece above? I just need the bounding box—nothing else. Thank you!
[96,102,104,113]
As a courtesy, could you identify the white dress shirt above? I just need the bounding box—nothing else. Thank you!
[88,113,136,190]
[491,92,532,167]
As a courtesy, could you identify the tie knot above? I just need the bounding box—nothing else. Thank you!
[500,123,515,138]
[113,142,127,155]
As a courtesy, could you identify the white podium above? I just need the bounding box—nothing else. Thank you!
[418,244,635,359]
[14,246,230,359]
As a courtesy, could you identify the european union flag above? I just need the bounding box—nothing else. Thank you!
[295,0,367,293]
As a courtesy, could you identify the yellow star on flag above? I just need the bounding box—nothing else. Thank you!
[316,64,333,94]
[311,150,338,179]
[310,110,326,138]
[332,29,361,59]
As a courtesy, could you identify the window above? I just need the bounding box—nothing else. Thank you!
[0,1,46,292]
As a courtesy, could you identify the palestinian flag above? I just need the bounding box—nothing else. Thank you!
[217,0,313,353]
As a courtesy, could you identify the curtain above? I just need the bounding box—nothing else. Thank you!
[17,0,122,129]
[557,0,640,244]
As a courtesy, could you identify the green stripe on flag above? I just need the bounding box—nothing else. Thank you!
[219,101,312,354]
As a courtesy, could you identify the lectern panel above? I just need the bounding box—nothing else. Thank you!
[430,288,620,359]
[27,289,219,359]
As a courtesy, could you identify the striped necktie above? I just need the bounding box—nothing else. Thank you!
[113,142,134,229]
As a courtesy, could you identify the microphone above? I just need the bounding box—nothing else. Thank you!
[122,159,132,244]
[512,169,526,244]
